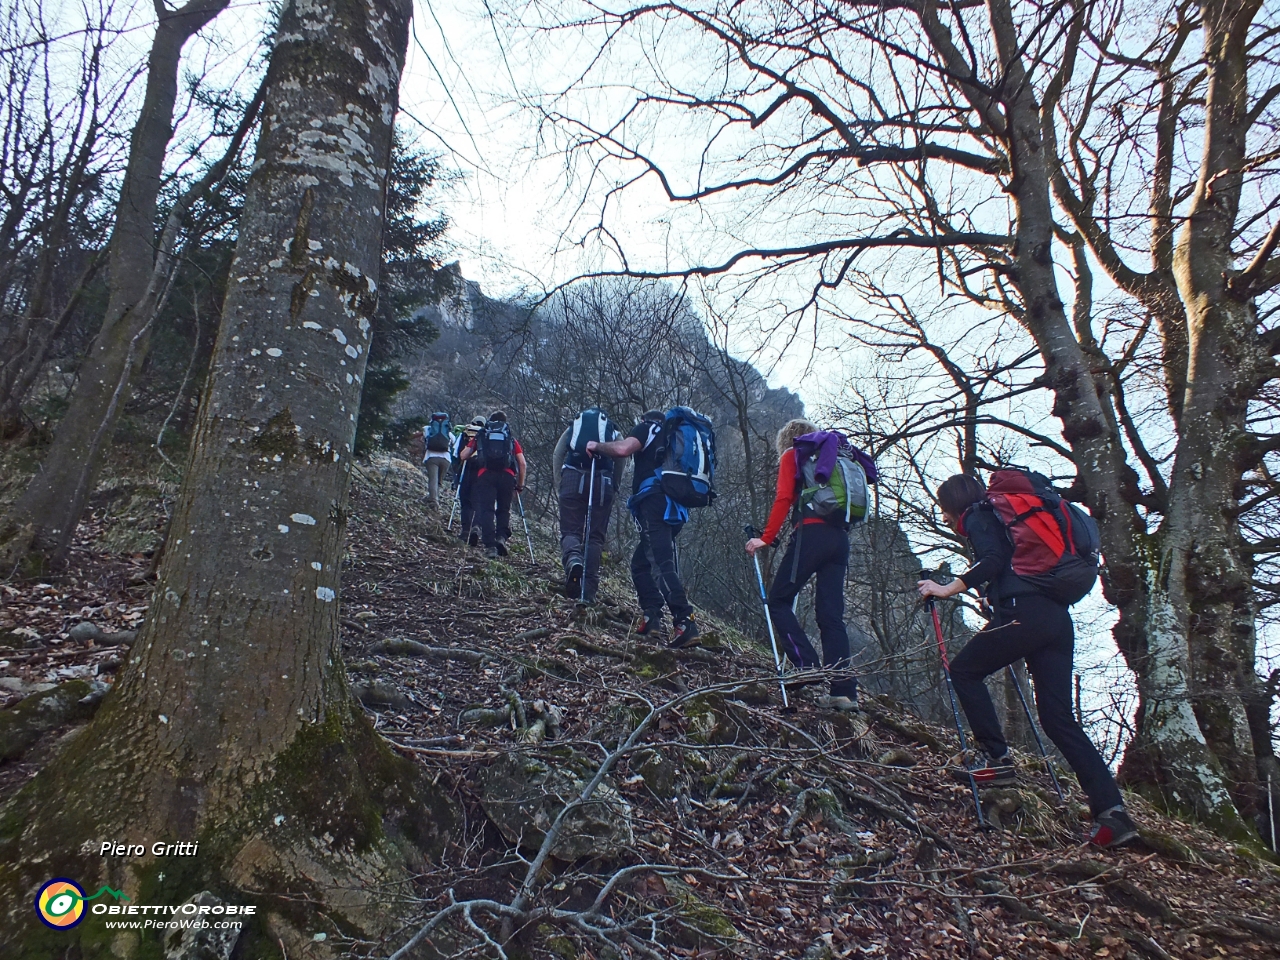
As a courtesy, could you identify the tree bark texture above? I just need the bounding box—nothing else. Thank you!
[0,0,229,571]
[0,0,451,955]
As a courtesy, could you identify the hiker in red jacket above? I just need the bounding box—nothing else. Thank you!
[460,412,527,559]
[745,418,859,712]
[917,473,1138,848]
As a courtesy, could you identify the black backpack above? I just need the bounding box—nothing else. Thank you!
[478,419,514,471]
[565,407,614,469]
[424,412,451,452]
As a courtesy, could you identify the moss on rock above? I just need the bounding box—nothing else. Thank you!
[0,679,100,761]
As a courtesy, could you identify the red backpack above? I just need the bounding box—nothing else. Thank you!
[977,469,1102,605]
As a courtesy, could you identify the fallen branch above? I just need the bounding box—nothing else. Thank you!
[370,638,488,663]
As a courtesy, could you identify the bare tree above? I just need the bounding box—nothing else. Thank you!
[0,0,236,572]
[0,0,129,431]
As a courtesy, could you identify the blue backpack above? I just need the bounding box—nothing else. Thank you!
[657,407,716,508]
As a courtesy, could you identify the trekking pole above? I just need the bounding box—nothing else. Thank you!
[1005,664,1065,802]
[1268,774,1276,852]
[581,459,596,602]
[745,525,792,712]
[927,596,987,828]
[448,462,465,531]
[516,491,536,563]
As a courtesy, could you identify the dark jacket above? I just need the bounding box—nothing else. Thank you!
[957,504,1039,603]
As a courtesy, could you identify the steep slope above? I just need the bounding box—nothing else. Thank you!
[338,460,1280,960]
[1,455,1278,959]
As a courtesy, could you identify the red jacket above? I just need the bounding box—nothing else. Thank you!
[760,450,828,545]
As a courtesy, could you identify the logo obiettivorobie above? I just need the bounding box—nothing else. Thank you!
[35,878,128,929]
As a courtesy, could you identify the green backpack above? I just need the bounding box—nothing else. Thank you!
[798,451,869,527]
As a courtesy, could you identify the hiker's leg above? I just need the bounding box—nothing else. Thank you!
[1021,596,1123,815]
[425,460,438,502]
[766,531,821,671]
[434,460,448,502]
[459,474,477,540]
[559,468,585,572]
[812,526,855,698]
[494,472,515,544]
[640,498,692,622]
[474,472,498,548]
[584,484,613,602]
[949,611,1039,758]
[630,513,665,614]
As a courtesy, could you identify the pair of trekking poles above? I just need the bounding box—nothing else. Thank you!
[927,583,1064,825]
[447,462,536,563]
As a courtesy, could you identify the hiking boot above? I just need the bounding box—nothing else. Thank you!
[468,530,480,548]
[667,618,700,650]
[484,546,500,559]
[818,694,859,712]
[565,560,584,599]
[967,752,1016,785]
[1088,806,1139,848]
[495,538,509,557]
[635,611,665,638]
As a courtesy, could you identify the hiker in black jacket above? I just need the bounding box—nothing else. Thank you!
[588,410,698,649]
[454,416,485,545]
[917,473,1138,848]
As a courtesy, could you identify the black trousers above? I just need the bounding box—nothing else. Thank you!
[630,494,692,623]
[457,467,477,539]
[950,592,1123,816]
[472,469,515,549]
[559,465,614,601]
[768,522,856,698]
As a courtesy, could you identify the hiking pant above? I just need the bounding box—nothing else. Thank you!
[768,522,856,699]
[424,458,448,503]
[473,469,515,550]
[630,494,692,624]
[559,465,613,601]
[950,592,1123,816]
[457,468,477,540]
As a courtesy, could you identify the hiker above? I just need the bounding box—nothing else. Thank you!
[459,411,527,559]
[422,412,452,507]
[916,473,1138,848]
[452,417,485,545]
[744,419,869,712]
[587,409,712,648]
[553,408,620,602]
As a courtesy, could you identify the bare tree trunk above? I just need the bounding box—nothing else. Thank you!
[0,0,452,953]
[0,0,229,572]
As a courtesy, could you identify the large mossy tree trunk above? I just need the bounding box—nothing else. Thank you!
[1155,0,1278,833]
[0,0,229,573]
[0,0,452,955]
